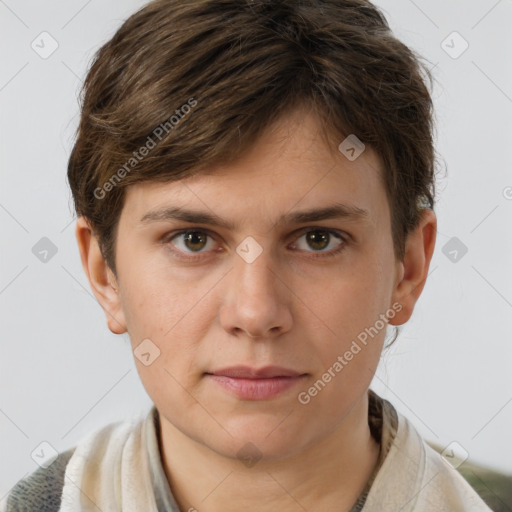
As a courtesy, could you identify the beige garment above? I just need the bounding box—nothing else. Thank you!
[356,391,492,511]
[52,389,491,511]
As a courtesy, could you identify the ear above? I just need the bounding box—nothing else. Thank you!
[389,208,437,326]
[75,216,127,334]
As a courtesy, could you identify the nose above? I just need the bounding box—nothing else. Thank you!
[219,242,293,340]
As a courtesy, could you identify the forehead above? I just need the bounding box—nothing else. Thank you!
[120,109,388,231]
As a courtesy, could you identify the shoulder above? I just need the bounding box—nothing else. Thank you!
[392,412,493,511]
[362,395,493,512]
[4,448,75,512]
[3,410,152,512]
[420,441,493,511]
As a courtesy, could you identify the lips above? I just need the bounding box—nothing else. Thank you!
[205,365,308,400]
[206,365,305,379]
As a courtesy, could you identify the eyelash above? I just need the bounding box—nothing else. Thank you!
[162,227,349,261]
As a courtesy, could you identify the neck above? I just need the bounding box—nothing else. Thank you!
[158,393,380,512]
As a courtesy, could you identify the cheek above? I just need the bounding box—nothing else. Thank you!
[119,260,197,335]
[123,286,213,409]
[299,256,392,375]
[298,292,386,412]
[120,269,218,367]
[307,260,391,330]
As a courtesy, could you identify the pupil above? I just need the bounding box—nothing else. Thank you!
[185,232,206,251]
[308,231,328,250]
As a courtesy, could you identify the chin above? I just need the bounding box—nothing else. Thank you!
[208,416,314,463]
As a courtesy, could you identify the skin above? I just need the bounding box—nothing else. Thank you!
[76,106,436,511]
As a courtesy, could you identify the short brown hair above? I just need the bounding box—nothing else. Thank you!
[67,0,437,276]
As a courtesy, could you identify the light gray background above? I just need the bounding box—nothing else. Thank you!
[1,0,511,500]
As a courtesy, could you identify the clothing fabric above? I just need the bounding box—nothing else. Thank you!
[3,389,492,511]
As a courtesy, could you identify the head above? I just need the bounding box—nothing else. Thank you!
[71,0,437,461]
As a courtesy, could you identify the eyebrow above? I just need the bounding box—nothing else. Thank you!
[140,202,369,230]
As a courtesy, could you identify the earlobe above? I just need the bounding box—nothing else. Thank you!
[389,209,437,326]
[75,217,127,335]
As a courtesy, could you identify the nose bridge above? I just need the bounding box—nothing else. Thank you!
[220,235,292,338]
[234,235,277,295]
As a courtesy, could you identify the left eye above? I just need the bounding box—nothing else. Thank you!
[292,229,344,252]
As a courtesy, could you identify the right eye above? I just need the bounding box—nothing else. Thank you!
[164,229,219,259]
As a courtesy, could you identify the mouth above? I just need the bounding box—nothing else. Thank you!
[204,365,308,400]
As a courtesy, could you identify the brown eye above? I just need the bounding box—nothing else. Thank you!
[305,231,330,251]
[168,230,215,255]
[294,229,344,253]
[182,231,208,252]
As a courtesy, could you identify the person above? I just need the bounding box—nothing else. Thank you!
[3,0,493,510]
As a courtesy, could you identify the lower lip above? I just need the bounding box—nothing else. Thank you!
[205,374,307,400]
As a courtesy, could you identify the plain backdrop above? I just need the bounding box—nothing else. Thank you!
[1,0,511,500]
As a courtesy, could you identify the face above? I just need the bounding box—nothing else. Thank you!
[96,108,411,460]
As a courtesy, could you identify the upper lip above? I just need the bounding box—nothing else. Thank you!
[207,365,305,379]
